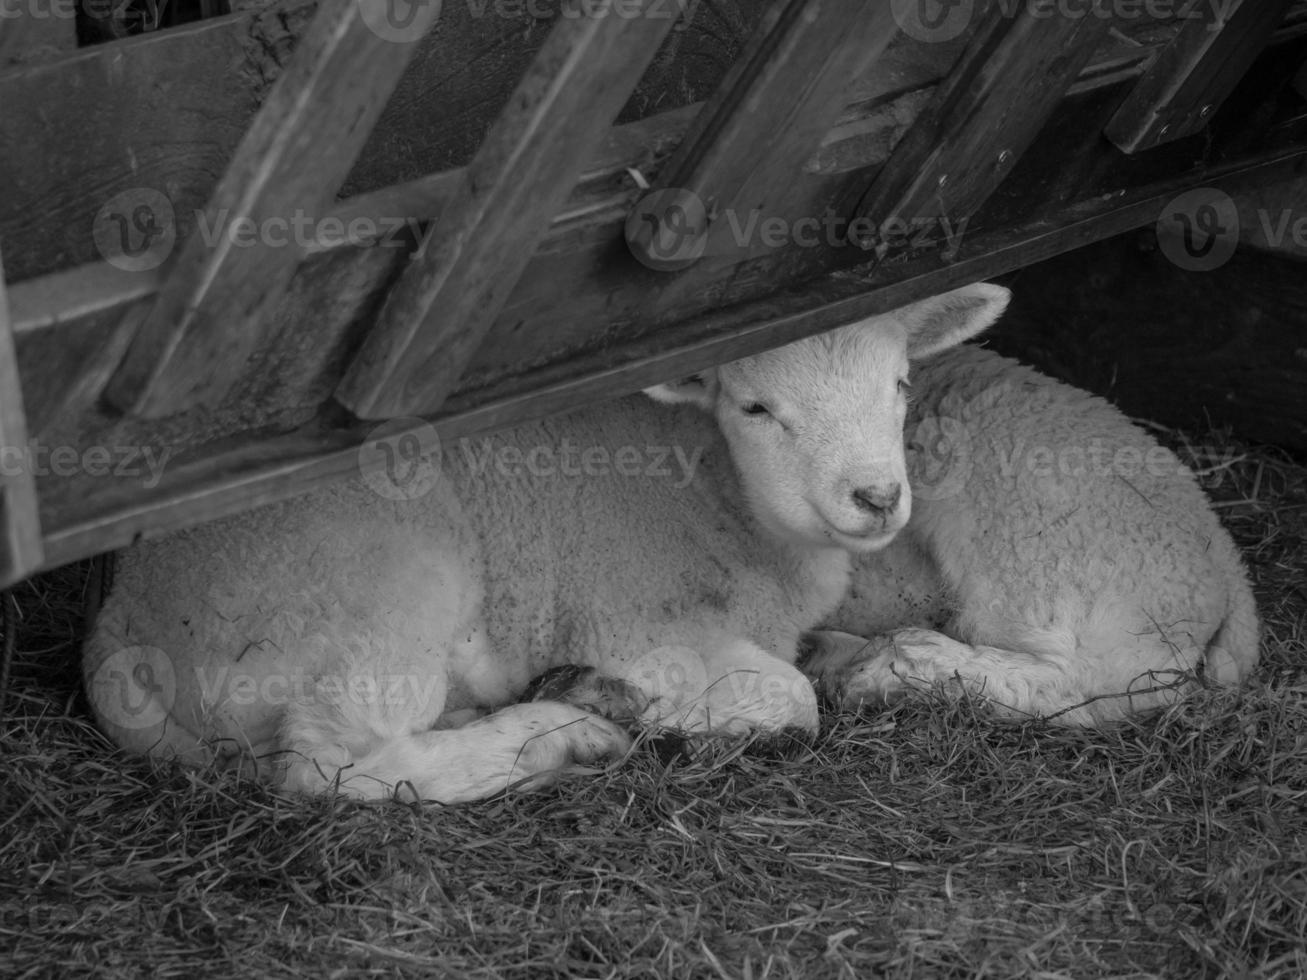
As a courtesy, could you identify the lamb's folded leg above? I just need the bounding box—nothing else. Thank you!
[801,628,1193,727]
[280,698,631,803]
[523,637,819,737]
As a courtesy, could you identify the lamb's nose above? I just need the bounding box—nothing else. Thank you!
[852,482,902,515]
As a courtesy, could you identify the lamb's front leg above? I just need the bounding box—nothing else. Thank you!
[800,628,1177,726]
[522,637,819,737]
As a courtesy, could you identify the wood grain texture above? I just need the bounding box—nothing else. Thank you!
[102,0,442,419]
[0,254,44,589]
[625,0,899,269]
[0,0,766,287]
[5,15,1305,575]
[8,27,1287,459]
[851,1,1114,256]
[35,149,1307,571]
[1105,0,1294,154]
[334,0,680,420]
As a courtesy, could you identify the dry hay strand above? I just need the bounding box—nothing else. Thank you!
[2,430,1304,980]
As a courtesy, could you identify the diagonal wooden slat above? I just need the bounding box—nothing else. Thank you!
[102,0,440,419]
[334,0,678,421]
[850,1,1113,258]
[0,253,44,589]
[1105,0,1293,154]
[625,0,900,270]
[35,148,1307,572]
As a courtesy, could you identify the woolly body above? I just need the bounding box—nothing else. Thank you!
[809,344,1260,725]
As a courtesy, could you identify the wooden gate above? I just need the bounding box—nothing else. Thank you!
[2,0,1305,587]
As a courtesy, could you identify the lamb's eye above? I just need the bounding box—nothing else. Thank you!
[742,402,771,417]
[897,378,912,395]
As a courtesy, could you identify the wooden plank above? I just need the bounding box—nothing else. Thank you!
[0,9,294,285]
[8,25,1304,470]
[1106,0,1293,154]
[0,0,767,287]
[0,253,44,589]
[850,0,1114,258]
[8,25,1298,449]
[0,0,76,71]
[334,0,679,420]
[625,0,898,271]
[34,148,1307,571]
[102,0,442,419]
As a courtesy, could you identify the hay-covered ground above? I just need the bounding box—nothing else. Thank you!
[2,430,1304,980]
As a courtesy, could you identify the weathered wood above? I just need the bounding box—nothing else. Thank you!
[1105,0,1294,154]
[0,0,76,71]
[994,234,1307,452]
[334,0,680,420]
[8,24,1296,457]
[35,148,1307,572]
[4,12,1303,578]
[0,7,300,285]
[625,0,898,271]
[0,0,769,286]
[0,255,44,589]
[102,0,442,419]
[851,0,1114,257]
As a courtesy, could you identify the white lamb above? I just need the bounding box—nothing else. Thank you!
[82,283,1257,803]
[85,283,974,803]
[798,290,1260,725]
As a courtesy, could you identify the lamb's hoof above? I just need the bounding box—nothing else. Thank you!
[800,631,907,712]
[521,665,649,729]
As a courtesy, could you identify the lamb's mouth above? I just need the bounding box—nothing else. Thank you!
[822,523,901,553]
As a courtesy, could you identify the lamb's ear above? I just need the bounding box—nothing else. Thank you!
[643,369,720,411]
[901,282,1011,359]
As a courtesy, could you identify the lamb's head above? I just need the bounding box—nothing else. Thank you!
[646,282,1010,552]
